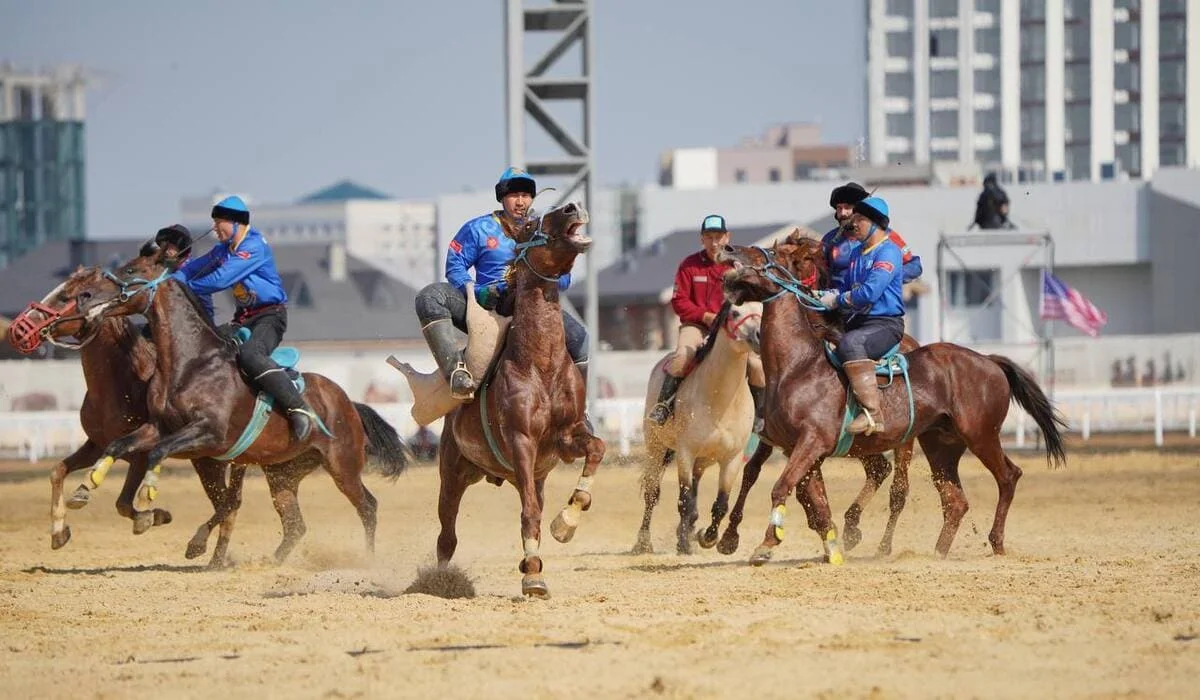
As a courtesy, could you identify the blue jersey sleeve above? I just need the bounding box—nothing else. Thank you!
[184,239,267,296]
[844,245,903,308]
[902,254,923,283]
[445,222,481,291]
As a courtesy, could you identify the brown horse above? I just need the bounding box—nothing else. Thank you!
[714,232,918,559]
[62,250,411,563]
[435,202,604,598]
[7,272,242,565]
[720,236,1067,564]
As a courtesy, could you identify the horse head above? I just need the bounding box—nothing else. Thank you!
[507,201,592,284]
[719,231,824,306]
[70,246,175,323]
[7,265,112,353]
[724,301,764,355]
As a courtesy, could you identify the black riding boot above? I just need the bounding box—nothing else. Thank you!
[422,319,475,399]
[750,385,766,434]
[256,368,315,441]
[648,373,683,426]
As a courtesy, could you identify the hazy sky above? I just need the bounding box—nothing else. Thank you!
[2,0,864,239]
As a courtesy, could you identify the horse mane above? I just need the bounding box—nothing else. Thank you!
[691,302,732,368]
[163,277,237,358]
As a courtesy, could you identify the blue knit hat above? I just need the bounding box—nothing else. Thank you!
[853,196,890,230]
[495,167,536,202]
[212,195,250,225]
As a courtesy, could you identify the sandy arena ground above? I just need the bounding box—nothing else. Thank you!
[1,449,1198,699]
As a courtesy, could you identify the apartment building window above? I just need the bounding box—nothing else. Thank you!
[1065,64,1091,100]
[1067,145,1091,179]
[1020,25,1046,61]
[768,168,781,183]
[975,109,1000,136]
[947,270,996,307]
[930,0,958,17]
[793,164,812,180]
[975,0,1000,12]
[1116,143,1141,177]
[1020,105,1046,142]
[975,68,1000,98]
[887,30,914,58]
[1020,64,1046,100]
[885,71,914,98]
[1064,0,1090,19]
[1161,144,1184,167]
[886,0,913,15]
[1159,19,1187,55]
[1160,60,1186,97]
[1160,0,1185,14]
[975,27,1000,56]
[932,110,958,138]
[1066,104,1091,141]
[1114,21,1140,52]
[1160,102,1186,139]
[735,169,747,183]
[930,29,958,57]
[1115,102,1140,132]
[1065,25,1090,60]
[1115,61,1141,93]
[1020,0,1046,19]
[931,69,958,99]
[887,113,914,139]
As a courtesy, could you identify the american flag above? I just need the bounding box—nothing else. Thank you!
[1039,271,1108,337]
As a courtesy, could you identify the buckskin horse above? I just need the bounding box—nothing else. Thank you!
[633,300,764,555]
[60,249,411,563]
[433,202,604,598]
[714,231,919,560]
[8,270,240,564]
[720,235,1067,565]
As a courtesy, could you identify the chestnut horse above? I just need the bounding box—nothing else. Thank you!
[62,250,411,562]
[435,202,604,598]
[715,232,919,559]
[720,237,1067,565]
[8,272,240,565]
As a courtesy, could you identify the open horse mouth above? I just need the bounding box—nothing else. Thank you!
[564,221,592,251]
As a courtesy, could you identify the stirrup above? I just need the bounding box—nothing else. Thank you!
[649,400,674,425]
[448,362,476,400]
[849,408,879,436]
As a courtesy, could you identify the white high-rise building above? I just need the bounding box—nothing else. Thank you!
[866,0,1200,181]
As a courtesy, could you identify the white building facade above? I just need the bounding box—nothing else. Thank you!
[867,0,1200,181]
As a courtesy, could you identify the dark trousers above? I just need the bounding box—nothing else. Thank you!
[836,315,905,363]
[414,282,589,364]
[234,307,304,411]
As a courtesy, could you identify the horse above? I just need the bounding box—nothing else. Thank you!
[62,250,411,563]
[7,270,241,565]
[713,231,919,560]
[719,236,1067,565]
[632,300,764,555]
[434,201,604,598]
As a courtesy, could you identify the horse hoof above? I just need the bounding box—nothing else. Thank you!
[675,540,694,556]
[749,546,774,566]
[152,509,173,527]
[207,556,233,571]
[50,526,72,550]
[842,526,862,552]
[876,543,893,557]
[521,574,550,599]
[131,511,155,535]
[631,536,654,555]
[696,527,719,549]
[185,538,208,560]
[550,506,579,544]
[66,486,91,510]
[716,532,739,556]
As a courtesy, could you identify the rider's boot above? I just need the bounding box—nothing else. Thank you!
[422,319,476,400]
[576,360,595,434]
[648,373,683,426]
[749,384,766,434]
[844,360,883,436]
[256,367,316,441]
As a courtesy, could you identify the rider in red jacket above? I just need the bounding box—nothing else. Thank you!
[649,214,766,429]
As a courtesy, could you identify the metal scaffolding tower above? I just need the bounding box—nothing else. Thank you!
[504,0,597,400]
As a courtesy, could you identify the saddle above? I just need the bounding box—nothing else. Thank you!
[232,327,303,388]
[822,341,909,386]
[391,282,512,426]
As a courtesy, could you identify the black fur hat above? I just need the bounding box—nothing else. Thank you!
[829,182,869,208]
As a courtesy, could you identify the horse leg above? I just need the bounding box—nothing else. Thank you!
[185,459,231,560]
[265,461,317,564]
[115,453,172,534]
[66,423,160,509]
[509,433,550,598]
[127,424,222,534]
[673,447,699,555]
[718,441,773,556]
[435,436,480,566]
[919,433,970,557]
[699,453,741,549]
[632,447,672,554]
[207,464,246,569]
[550,427,606,545]
[843,453,892,552]
[962,434,1023,555]
[50,440,102,549]
[321,440,380,555]
[877,441,914,556]
[793,460,844,565]
[751,433,833,566]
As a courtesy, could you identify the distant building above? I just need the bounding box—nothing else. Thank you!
[0,64,87,267]
[180,180,437,289]
[658,123,854,189]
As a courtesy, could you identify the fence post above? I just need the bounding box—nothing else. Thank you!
[1189,399,1196,439]
[619,401,632,457]
[1154,389,1164,447]
[1081,407,1091,442]
[1016,411,1026,448]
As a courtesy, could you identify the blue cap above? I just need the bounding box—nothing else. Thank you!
[495,167,537,202]
[853,196,889,229]
[212,195,250,225]
[700,214,728,233]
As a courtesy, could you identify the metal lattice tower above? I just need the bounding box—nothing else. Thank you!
[505,0,597,400]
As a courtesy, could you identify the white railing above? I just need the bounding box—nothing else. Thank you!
[0,388,1195,462]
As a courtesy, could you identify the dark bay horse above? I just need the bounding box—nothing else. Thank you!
[714,232,919,560]
[7,273,240,564]
[63,251,411,563]
[436,202,604,598]
[720,237,1067,565]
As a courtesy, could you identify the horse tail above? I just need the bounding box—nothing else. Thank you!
[353,403,412,480]
[988,355,1068,468]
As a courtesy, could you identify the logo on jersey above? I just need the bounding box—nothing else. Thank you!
[449,240,463,254]
[486,236,499,249]
[234,249,251,260]
[873,261,895,273]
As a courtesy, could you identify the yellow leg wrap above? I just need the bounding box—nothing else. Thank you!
[88,456,115,488]
[770,504,787,542]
